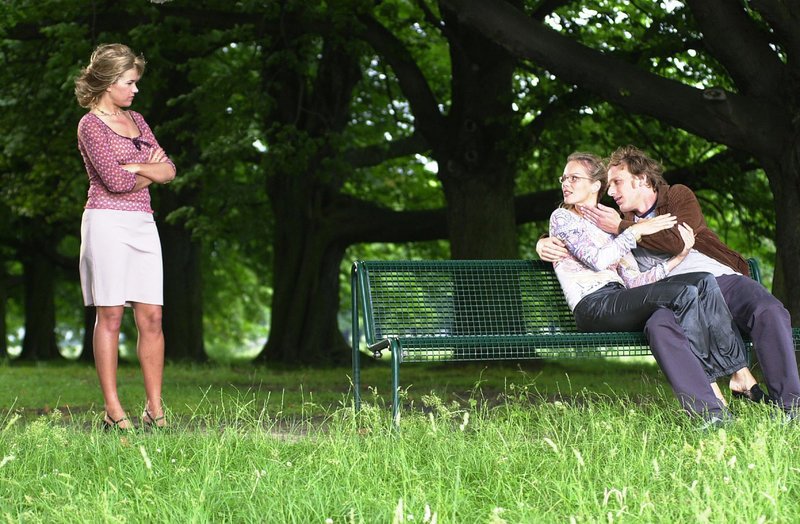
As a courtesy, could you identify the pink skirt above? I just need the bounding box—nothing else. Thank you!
[80,209,163,307]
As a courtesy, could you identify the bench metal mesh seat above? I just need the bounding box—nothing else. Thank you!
[358,260,653,359]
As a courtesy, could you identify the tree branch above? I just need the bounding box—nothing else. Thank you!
[518,88,593,146]
[415,0,449,39]
[439,0,790,158]
[528,0,573,22]
[357,15,446,138]
[686,0,784,98]
[331,194,447,244]
[749,0,800,65]
[660,148,758,188]
[343,133,430,168]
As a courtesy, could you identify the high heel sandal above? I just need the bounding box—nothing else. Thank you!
[142,409,166,430]
[731,384,771,403]
[103,413,131,431]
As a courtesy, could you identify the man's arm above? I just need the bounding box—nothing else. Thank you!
[632,185,707,256]
[536,236,569,262]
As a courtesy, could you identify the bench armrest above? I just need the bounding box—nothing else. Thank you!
[368,339,391,359]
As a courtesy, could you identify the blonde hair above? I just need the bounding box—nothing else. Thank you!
[74,43,145,108]
[560,151,606,210]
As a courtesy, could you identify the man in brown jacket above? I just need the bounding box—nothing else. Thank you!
[539,145,800,421]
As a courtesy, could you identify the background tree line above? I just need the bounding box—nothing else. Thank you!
[0,0,782,365]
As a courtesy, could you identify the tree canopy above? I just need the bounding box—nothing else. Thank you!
[0,0,783,364]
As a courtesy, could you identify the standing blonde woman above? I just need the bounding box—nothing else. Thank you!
[75,43,175,430]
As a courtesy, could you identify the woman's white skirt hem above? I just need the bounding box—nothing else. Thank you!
[80,209,163,307]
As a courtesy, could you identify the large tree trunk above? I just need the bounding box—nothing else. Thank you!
[435,3,521,259]
[765,149,800,326]
[257,24,363,364]
[360,4,522,260]
[261,179,348,364]
[158,190,205,361]
[142,44,205,361]
[20,249,59,360]
[441,169,518,259]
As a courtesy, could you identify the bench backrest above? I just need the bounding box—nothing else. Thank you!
[352,260,576,344]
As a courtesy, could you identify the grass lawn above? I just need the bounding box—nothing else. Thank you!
[1,357,668,420]
[1,358,798,522]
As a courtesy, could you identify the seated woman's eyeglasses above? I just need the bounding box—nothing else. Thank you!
[560,174,592,184]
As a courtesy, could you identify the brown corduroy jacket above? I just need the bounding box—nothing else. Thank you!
[617,183,751,277]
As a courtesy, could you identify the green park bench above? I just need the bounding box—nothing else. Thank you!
[350,258,800,423]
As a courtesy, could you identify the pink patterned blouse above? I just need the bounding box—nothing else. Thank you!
[77,111,175,213]
[548,208,668,311]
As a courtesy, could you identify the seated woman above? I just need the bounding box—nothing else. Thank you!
[549,152,756,421]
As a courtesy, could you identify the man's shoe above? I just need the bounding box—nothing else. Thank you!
[697,411,735,431]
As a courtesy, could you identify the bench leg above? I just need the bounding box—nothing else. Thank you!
[351,265,362,413]
[391,339,401,427]
[353,336,361,412]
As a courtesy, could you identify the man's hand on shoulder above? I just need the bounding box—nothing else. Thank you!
[579,203,622,234]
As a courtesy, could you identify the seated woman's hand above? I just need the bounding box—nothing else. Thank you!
[631,214,677,238]
[677,223,695,255]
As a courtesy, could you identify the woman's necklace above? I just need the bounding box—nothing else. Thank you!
[95,107,123,117]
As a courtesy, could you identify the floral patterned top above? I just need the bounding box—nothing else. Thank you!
[548,208,668,311]
[77,111,174,213]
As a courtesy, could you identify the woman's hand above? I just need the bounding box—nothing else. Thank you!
[148,147,175,183]
[665,223,695,272]
[677,223,695,255]
[147,147,167,164]
[123,147,175,185]
[629,214,677,239]
[120,147,168,173]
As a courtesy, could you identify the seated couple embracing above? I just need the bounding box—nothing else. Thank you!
[539,146,800,426]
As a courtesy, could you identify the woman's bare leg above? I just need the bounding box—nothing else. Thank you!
[93,305,132,428]
[132,302,165,426]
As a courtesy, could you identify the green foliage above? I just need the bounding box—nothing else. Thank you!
[172,39,270,249]
[0,0,782,362]
[203,245,271,363]
[343,157,444,211]
[372,0,452,106]
[511,0,777,276]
